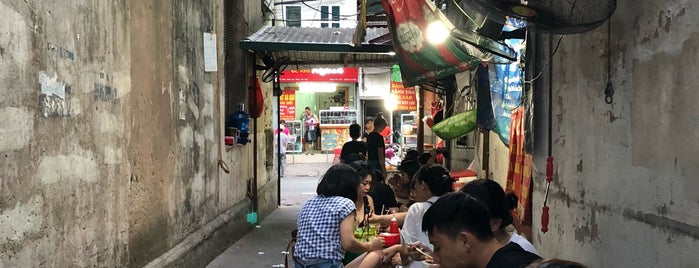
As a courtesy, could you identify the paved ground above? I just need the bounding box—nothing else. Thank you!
[206,160,333,268]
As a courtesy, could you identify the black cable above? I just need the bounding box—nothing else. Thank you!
[604,16,614,104]
[607,21,611,82]
[547,34,553,157]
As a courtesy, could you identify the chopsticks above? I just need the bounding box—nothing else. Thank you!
[413,246,432,259]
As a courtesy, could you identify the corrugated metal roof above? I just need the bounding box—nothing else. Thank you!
[240,26,392,53]
[239,26,395,66]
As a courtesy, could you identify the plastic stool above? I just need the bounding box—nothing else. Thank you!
[333,148,342,164]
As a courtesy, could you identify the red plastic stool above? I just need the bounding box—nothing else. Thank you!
[332,148,342,164]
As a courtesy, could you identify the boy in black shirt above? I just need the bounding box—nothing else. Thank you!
[340,123,367,163]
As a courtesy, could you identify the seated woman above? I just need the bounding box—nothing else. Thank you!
[293,164,384,268]
[344,161,376,265]
[460,179,538,254]
[348,164,455,268]
[370,159,420,227]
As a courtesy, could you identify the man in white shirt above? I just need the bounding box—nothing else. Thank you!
[275,121,292,177]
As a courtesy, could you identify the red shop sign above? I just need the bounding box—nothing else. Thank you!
[280,90,296,121]
[280,67,359,82]
[390,82,417,111]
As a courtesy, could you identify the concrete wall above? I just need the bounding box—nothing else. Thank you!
[0,0,277,267]
[530,1,699,266]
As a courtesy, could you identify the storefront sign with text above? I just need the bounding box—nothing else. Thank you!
[280,90,296,121]
[390,82,417,111]
[280,67,359,82]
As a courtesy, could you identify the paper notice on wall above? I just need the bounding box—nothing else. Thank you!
[203,32,217,72]
[39,72,66,98]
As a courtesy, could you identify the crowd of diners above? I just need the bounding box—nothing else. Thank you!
[293,146,586,268]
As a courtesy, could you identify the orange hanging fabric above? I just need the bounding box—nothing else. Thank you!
[249,76,264,118]
[505,106,533,231]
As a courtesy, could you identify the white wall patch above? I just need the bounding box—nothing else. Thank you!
[0,195,44,242]
[37,148,99,184]
[0,107,34,151]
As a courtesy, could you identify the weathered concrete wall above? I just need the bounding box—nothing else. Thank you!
[531,1,699,266]
[0,0,276,267]
[1,1,131,266]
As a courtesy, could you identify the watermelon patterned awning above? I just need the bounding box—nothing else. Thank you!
[380,0,514,87]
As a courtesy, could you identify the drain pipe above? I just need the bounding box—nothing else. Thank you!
[251,62,259,215]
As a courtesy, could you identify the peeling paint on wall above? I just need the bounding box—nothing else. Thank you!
[0,107,34,151]
[0,195,44,242]
[37,147,99,184]
[39,72,66,99]
[38,72,71,117]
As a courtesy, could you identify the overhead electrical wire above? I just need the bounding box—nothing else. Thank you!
[524,36,563,84]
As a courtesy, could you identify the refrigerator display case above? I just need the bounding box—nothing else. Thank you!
[400,114,418,153]
[286,120,302,153]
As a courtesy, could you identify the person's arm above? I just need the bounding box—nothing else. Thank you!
[367,195,375,216]
[360,142,367,158]
[378,146,386,175]
[339,144,348,163]
[368,211,407,226]
[340,212,384,253]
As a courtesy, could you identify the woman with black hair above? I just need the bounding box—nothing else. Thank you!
[347,161,375,227]
[350,164,455,268]
[294,164,384,268]
[369,159,420,227]
[460,179,538,254]
[342,161,378,265]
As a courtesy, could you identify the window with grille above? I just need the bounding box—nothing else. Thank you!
[331,6,340,28]
[320,6,329,28]
[286,6,301,27]
[320,6,340,28]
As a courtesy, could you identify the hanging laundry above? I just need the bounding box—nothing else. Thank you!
[506,106,533,230]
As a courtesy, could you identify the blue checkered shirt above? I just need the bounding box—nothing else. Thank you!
[294,195,356,261]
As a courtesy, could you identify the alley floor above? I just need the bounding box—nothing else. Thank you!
[206,157,333,268]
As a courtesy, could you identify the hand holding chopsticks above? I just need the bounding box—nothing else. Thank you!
[406,241,433,261]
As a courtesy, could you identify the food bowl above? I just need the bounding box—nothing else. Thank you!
[354,226,378,240]
[378,232,401,247]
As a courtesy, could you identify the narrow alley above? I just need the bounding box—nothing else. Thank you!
[1,0,697,267]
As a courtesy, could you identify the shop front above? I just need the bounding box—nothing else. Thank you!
[358,66,440,159]
[278,67,360,153]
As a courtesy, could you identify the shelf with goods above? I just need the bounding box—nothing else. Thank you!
[319,126,350,152]
[318,109,357,152]
[318,109,358,126]
[399,114,418,155]
[285,120,303,153]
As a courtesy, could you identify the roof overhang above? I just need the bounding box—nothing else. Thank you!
[239,26,395,67]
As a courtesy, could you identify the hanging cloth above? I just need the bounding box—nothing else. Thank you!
[476,63,494,130]
[505,106,533,229]
[248,76,264,118]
